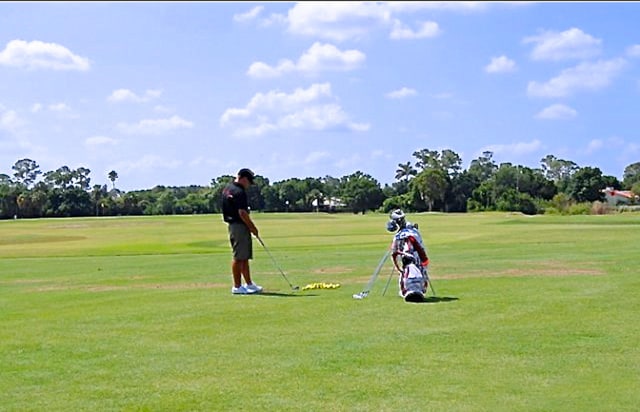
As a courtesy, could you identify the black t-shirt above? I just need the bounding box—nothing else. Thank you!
[221,181,249,224]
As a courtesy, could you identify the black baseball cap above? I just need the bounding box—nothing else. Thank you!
[237,168,255,183]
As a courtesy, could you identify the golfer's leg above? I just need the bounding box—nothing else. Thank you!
[232,259,243,288]
[240,260,252,285]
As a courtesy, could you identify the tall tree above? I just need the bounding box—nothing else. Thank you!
[468,151,497,184]
[92,184,108,216]
[0,174,12,185]
[411,168,448,212]
[447,170,477,212]
[540,154,579,193]
[395,161,417,182]
[440,149,463,178]
[412,149,440,171]
[566,166,606,202]
[339,171,384,214]
[622,161,640,189]
[44,166,74,190]
[12,158,41,188]
[108,170,118,190]
[540,154,579,181]
[74,167,91,191]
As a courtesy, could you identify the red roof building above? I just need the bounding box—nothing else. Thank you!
[602,187,637,205]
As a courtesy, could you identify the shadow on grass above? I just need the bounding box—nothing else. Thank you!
[254,292,319,297]
[411,296,459,304]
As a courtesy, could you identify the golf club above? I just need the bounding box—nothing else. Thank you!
[353,249,390,300]
[381,264,396,296]
[425,270,436,296]
[256,235,300,292]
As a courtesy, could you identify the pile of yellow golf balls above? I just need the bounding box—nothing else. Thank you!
[301,282,341,291]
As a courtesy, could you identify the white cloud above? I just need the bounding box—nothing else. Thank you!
[627,142,640,154]
[582,136,633,156]
[585,139,604,154]
[430,92,454,99]
[85,136,118,147]
[481,139,543,157]
[535,103,577,120]
[221,83,332,125]
[385,2,490,13]
[385,87,418,99]
[108,88,162,103]
[31,102,77,117]
[304,151,331,164]
[626,44,640,58]
[286,2,389,42]
[233,6,286,28]
[334,153,363,170]
[485,55,517,73]
[284,2,482,42]
[48,103,70,112]
[0,108,22,132]
[247,42,365,78]
[371,149,392,160]
[117,115,194,135]
[260,13,288,28]
[523,28,602,61]
[390,19,440,40]
[153,105,173,113]
[349,122,371,132]
[234,6,264,22]
[527,58,626,98]
[111,154,182,175]
[220,82,369,138]
[0,39,90,71]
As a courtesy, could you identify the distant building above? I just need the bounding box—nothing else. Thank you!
[602,187,637,205]
[312,197,346,212]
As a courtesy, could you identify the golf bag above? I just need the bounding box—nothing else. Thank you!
[391,226,429,302]
[402,261,427,303]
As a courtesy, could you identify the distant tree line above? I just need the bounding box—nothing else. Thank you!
[1,150,639,219]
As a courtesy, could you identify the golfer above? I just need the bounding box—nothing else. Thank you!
[221,168,263,295]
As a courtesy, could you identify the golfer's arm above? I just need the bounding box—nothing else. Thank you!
[239,209,258,236]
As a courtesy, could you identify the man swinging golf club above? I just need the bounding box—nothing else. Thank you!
[387,209,430,302]
[221,168,263,295]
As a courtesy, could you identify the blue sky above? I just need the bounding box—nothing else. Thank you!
[1,1,639,191]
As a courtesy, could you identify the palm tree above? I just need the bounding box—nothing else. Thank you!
[395,162,417,182]
[108,170,118,190]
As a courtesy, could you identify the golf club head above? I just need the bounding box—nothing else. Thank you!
[352,291,369,300]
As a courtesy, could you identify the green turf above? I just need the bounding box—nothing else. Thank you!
[1,212,639,411]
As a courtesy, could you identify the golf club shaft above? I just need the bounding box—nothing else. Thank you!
[257,236,298,290]
[359,249,390,296]
[425,270,436,296]
[381,264,396,296]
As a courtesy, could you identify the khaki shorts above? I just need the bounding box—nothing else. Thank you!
[228,223,253,260]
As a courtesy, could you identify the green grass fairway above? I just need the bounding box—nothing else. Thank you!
[2,212,639,411]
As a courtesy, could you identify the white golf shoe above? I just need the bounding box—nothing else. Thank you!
[231,285,249,295]
[244,283,263,294]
